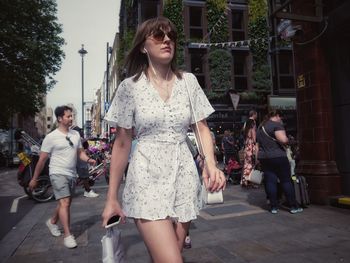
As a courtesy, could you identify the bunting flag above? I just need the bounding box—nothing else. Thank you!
[188,36,275,49]
[202,6,231,42]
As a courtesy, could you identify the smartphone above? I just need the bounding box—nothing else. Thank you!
[105,215,121,229]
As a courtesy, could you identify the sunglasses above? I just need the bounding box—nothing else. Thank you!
[66,136,73,147]
[148,29,176,43]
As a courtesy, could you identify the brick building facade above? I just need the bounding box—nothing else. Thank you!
[270,0,350,203]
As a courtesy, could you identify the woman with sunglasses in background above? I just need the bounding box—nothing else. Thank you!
[102,17,226,262]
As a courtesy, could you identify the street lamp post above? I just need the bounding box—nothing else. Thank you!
[78,44,87,137]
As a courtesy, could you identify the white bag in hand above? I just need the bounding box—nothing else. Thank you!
[202,183,224,204]
[101,227,125,263]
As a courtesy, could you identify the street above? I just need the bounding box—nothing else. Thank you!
[0,169,35,240]
[0,167,349,263]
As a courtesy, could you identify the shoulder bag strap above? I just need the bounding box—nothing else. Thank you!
[262,126,287,151]
[183,74,205,161]
[261,126,277,141]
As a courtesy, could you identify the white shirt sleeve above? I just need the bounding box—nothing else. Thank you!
[104,79,135,129]
[185,73,215,124]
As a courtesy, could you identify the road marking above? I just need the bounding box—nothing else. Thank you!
[10,195,27,213]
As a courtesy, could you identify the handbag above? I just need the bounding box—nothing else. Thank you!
[247,168,264,184]
[184,75,223,205]
[101,227,125,263]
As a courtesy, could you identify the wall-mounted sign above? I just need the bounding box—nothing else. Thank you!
[268,96,296,110]
[297,74,305,89]
[229,93,240,110]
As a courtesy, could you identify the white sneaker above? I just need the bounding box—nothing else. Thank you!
[84,190,99,198]
[64,235,77,249]
[46,219,61,237]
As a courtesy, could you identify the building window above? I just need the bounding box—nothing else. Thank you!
[47,117,51,121]
[189,6,203,40]
[278,50,294,90]
[231,10,245,41]
[140,1,159,22]
[232,51,248,91]
[47,125,51,129]
[189,48,207,89]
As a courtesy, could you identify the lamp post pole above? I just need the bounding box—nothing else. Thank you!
[78,44,87,136]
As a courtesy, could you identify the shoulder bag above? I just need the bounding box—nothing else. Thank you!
[183,74,223,205]
[247,167,264,184]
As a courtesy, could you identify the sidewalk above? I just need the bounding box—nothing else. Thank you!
[1,179,350,263]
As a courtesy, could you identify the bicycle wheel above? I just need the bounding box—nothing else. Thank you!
[31,176,54,203]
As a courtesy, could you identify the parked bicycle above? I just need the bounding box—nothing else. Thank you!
[76,160,110,188]
[16,130,54,203]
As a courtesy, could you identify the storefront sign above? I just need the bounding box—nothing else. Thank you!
[268,96,296,110]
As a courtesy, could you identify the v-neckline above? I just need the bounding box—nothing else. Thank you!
[148,75,178,105]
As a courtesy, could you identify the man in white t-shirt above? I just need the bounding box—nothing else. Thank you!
[29,105,96,249]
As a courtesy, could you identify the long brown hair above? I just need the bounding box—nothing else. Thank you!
[125,17,182,81]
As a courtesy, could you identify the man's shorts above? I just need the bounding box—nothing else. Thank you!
[50,174,76,200]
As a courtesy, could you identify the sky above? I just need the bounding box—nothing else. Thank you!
[47,0,121,127]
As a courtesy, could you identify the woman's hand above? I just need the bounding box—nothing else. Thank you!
[202,163,226,192]
[102,199,126,227]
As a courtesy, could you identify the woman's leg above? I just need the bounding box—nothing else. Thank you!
[173,221,191,251]
[277,157,297,207]
[135,219,183,263]
[261,159,279,209]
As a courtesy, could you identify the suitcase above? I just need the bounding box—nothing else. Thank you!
[292,175,310,207]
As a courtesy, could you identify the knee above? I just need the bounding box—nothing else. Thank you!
[59,198,71,208]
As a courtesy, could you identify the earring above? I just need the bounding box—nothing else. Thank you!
[143,48,147,53]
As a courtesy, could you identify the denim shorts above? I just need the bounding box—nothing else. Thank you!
[50,174,76,200]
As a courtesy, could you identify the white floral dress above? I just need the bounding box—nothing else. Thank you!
[105,72,214,222]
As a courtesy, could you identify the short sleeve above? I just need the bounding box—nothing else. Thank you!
[40,135,52,153]
[185,73,215,124]
[104,80,134,129]
[273,122,284,132]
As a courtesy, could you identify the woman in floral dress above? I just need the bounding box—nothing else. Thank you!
[102,17,226,262]
[241,110,258,187]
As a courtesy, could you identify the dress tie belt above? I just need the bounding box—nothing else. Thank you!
[137,137,186,184]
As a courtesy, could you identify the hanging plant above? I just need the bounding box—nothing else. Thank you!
[208,49,231,92]
[117,28,135,79]
[163,0,185,68]
[248,0,271,93]
[206,0,231,97]
[206,0,228,43]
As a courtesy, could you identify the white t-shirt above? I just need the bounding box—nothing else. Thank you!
[41,129,82,177]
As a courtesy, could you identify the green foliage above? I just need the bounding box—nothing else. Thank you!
[252,64,271,91]
[206,0,228,43]
[163,0,185,68]
[206,0,230,98]
[248,0,270,94]
[248,16,268,69]
[248,0,268,22]
[208,49,231,91]
[0,0,65,128]
[117,28,135,79]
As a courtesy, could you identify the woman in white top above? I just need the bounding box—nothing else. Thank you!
[102,17,226,262]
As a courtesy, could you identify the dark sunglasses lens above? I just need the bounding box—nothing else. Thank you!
[167,30,176,41]
[152,30,165,41]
